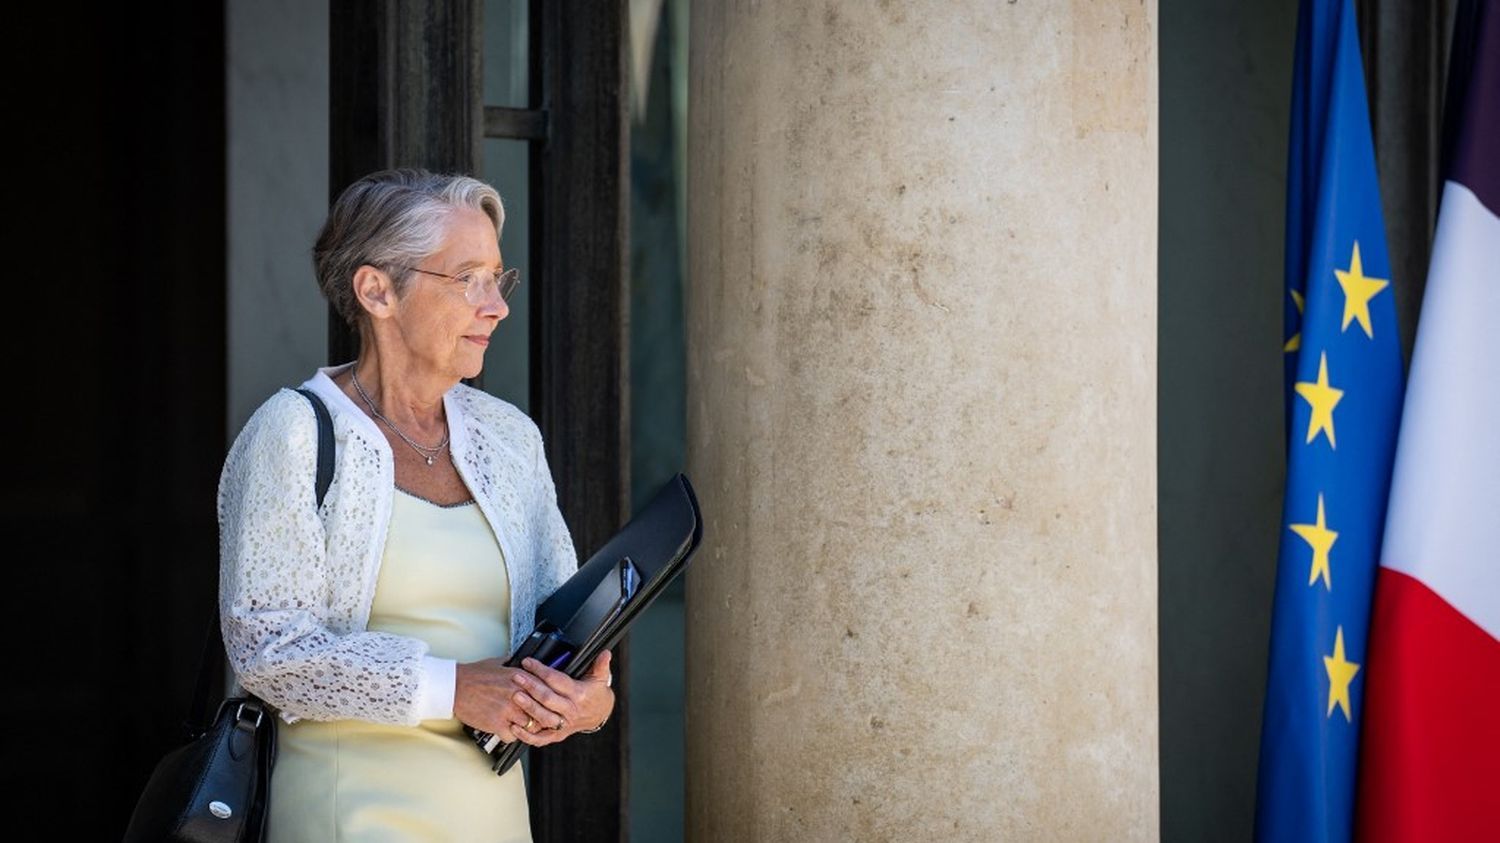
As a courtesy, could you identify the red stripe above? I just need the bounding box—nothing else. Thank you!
[1357,568,1500,842]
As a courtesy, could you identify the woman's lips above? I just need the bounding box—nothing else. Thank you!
[465,335,490,347]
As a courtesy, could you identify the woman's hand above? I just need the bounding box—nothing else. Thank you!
[453,658,540,742]
[505,650,616,747]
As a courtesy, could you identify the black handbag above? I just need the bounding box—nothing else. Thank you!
[123,388,334,842]
[122,695,277,843]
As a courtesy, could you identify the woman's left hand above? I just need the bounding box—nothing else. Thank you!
[507,649,615,746]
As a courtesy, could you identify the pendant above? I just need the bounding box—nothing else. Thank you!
[426,456,435,466]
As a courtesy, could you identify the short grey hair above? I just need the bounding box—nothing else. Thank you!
[313,168,505,328]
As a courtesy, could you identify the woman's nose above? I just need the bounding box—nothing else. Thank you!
[477,291,509,320]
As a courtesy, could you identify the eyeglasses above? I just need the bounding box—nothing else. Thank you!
[399,264,521,305]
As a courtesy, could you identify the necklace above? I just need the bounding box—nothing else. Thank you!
[351,366,450,466]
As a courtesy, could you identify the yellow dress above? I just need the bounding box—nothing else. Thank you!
[267,488,532,842]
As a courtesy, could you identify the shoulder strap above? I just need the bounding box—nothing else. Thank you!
[296,388,335,507]
[188,388,336,734]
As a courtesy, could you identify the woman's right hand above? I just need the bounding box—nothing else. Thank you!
[454,658,536,741]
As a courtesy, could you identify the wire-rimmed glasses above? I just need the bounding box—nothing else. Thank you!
[400,265,521,304]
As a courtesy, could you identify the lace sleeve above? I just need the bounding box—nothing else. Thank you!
[531,423,579,598]
[217,391,428,726]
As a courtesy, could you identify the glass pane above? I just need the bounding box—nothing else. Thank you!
[481,0,531,411]
[481,138,530,412]
[628,1,689,840]
[484,0,529,109]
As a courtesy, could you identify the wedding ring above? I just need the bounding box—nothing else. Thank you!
[524,717,536,732]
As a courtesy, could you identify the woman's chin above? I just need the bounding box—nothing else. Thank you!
[458,357,485,381]
[451,341,488,381]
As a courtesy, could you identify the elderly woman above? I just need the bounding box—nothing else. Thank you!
[218,168,613,841]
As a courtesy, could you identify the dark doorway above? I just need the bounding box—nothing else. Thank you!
[1,2,227,837]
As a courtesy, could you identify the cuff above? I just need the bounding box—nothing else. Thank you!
[415,656,457,721]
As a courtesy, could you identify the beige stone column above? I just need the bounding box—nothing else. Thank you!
[685,2,1158,840]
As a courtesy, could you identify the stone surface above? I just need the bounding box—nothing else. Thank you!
[685,1,1159,839]
[227,0,329,436]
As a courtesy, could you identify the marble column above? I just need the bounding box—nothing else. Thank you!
[685,1,1159,840]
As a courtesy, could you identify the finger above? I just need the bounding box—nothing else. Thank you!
[513,690,567,731]
[587,650,613,683]
[499,701,530,732]
[520,657,579,695]
[513,715,540,743]
[492,722,518,744]
[514,670,579,718]
[509,721,561,747]
[474,704,526,743]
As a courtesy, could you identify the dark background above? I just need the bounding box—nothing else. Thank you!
[4,4,226,836]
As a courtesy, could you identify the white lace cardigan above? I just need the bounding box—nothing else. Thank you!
[217,364,578,726]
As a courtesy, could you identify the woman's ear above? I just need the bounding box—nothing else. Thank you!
[352,264,396,319]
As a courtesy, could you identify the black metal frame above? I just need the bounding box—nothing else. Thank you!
[328,0,485,367]
[522,2,630,839]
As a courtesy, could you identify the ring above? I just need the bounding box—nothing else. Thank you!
[552,719,566,731]
[524,717,536,732]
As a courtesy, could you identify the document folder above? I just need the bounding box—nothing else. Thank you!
[466,473,704,775]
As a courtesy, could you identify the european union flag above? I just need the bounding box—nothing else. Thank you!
[1255,0,1406,840]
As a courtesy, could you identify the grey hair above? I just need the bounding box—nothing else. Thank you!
[313,168,505,328]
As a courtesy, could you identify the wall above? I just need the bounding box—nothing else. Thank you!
[227,0,330,435]
[1158,0,1297,838]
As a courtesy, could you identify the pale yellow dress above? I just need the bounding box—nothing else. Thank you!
[267,488,532,842]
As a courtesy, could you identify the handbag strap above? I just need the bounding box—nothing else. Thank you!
[295,388,336,508]
[186,388,335,734]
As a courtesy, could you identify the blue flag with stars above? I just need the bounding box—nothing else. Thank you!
[1255,0,1406,840]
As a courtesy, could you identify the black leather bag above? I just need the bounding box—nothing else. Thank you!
[123,388,334,842]
[122,698,277,843]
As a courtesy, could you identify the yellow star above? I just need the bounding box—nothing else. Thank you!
[1324,626,1361,721]
[1284,289,1304,352]
[1294,352,1343,449]
[1334,242,1389,339]
[1289,493,1338,589]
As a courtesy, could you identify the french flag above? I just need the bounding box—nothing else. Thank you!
[1355,1,1500,838]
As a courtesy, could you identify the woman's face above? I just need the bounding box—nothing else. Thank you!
[388,206,508,382]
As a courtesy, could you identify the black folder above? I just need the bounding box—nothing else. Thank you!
[466,473,704,775]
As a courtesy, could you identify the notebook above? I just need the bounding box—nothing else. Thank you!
[465,473,703,773]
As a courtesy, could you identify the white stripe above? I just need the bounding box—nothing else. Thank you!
[1381,181,1500,641]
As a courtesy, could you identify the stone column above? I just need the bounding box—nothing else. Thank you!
[685,2,1158,840]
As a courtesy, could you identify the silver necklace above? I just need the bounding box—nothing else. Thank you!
[351,367,450,466]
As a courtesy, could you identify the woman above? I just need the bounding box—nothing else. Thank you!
[218,168,614,841]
